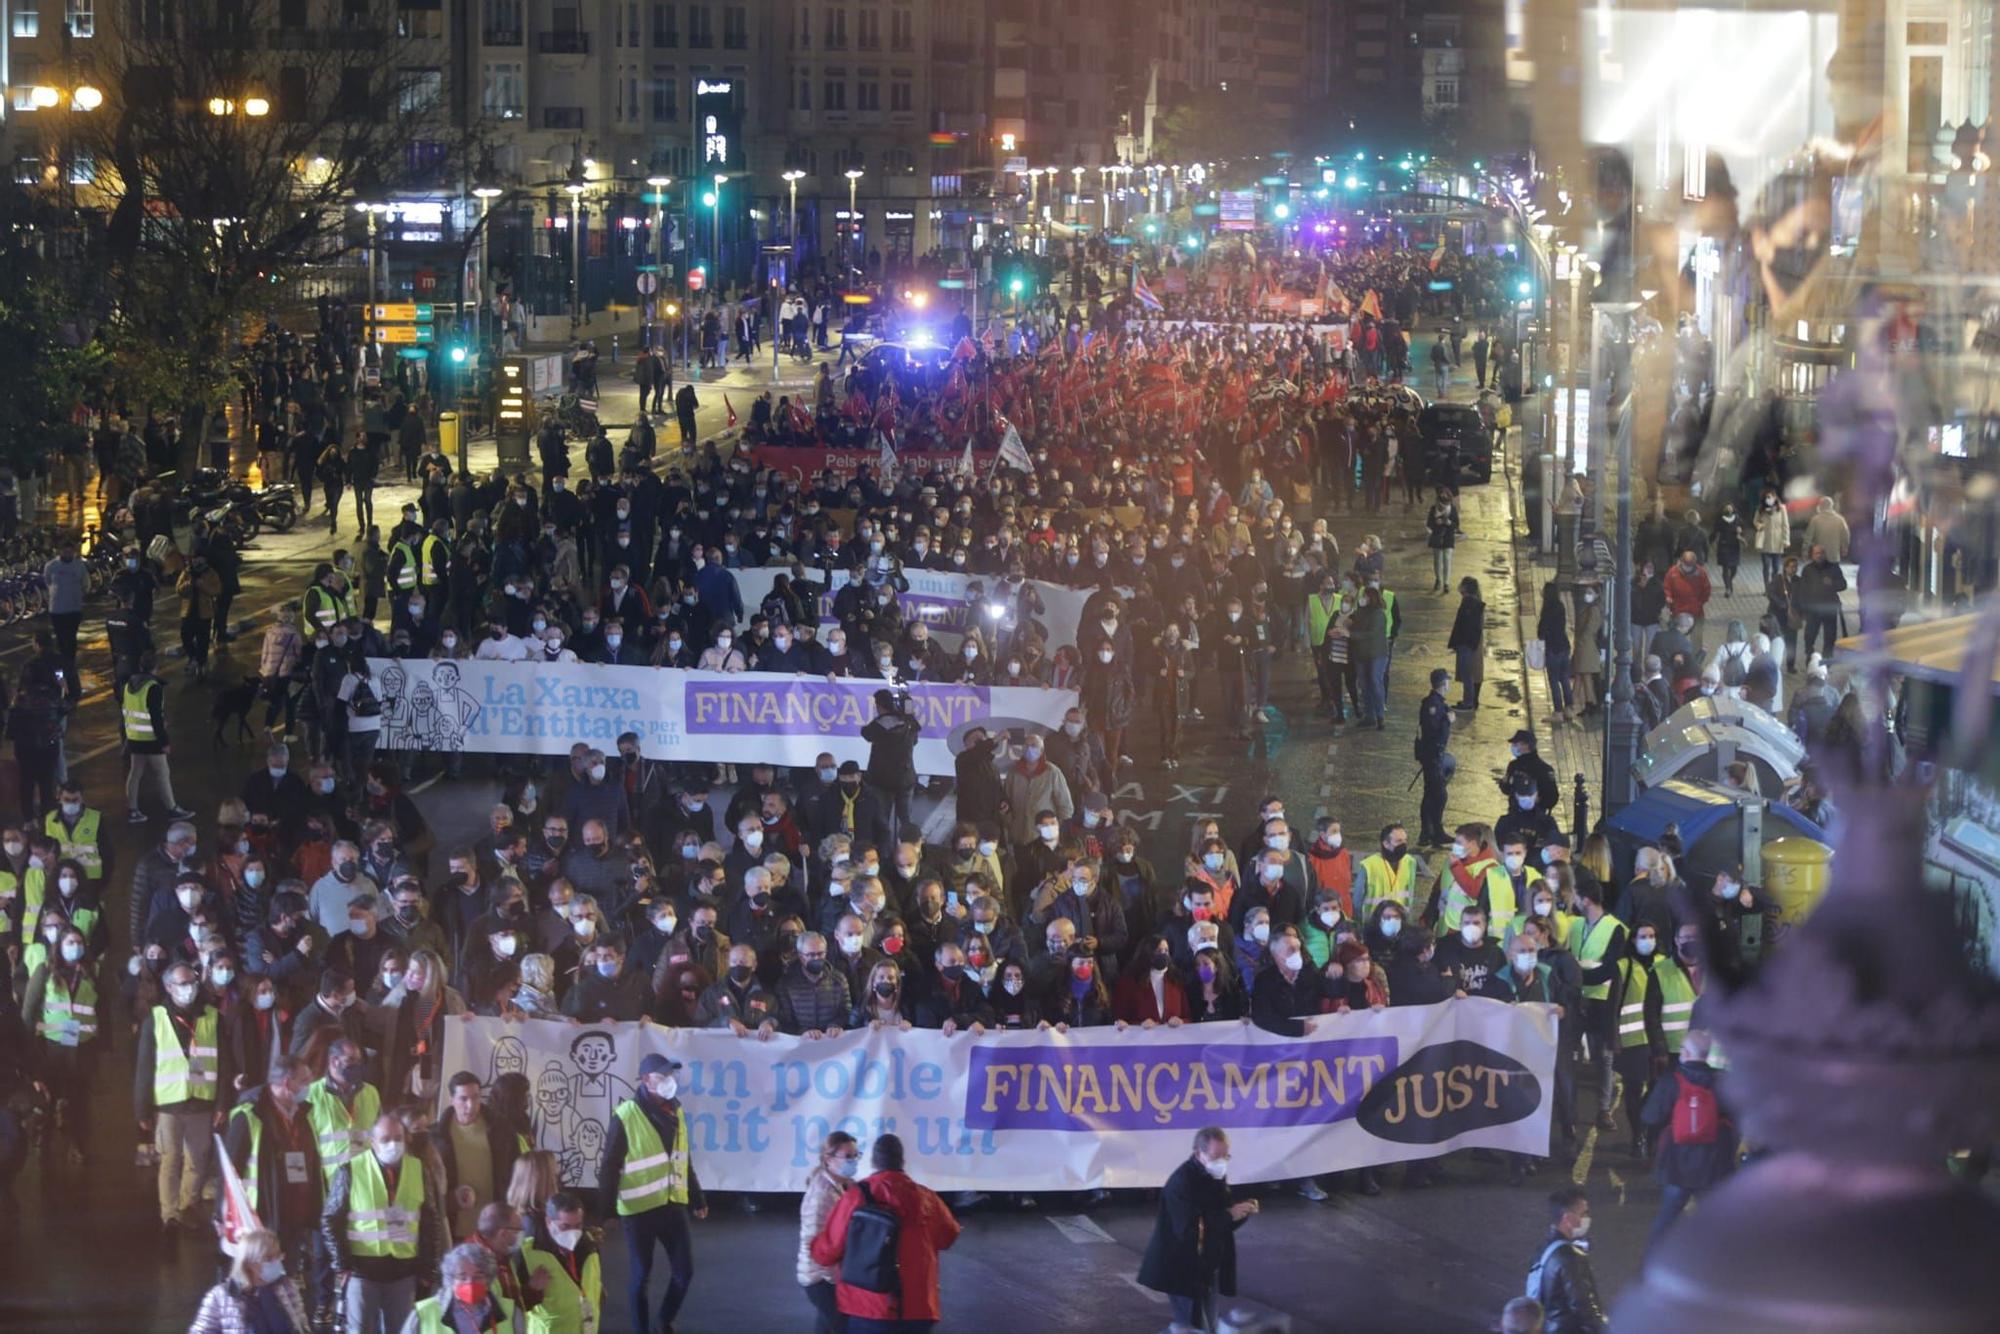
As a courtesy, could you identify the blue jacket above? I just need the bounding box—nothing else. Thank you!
[694,563,743,626]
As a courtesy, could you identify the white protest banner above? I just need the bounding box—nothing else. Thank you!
[732,567,1097,653]
[366,659,1075,773]
[443,1001,1556,1193]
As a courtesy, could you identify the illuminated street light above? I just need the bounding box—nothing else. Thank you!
[208,97,235,116]
[72,85,103,110]
[244,96,270,117]
[30,86,60,108]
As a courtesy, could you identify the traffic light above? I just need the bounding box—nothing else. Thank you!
[1272,202,1291,221]
[1142,218,1160,238]
[1184,234,1202,251]
[449,345,468,364]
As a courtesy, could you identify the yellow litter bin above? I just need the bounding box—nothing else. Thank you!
[438,410,462,472]
[1763,837,1833,926]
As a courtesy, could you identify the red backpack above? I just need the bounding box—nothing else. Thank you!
[1670,1071,1725,1145]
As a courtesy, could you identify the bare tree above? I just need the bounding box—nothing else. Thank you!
[84,0,462,442]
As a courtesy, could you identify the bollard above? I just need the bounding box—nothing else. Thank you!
[1572,773,1591,847]
[611,333,620,363]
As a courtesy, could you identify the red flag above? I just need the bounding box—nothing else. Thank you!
[725,395,738,428]
[1359,290,1383,320]
[1429,245,1446,272]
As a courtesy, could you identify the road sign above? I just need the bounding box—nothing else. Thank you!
[686,269,706,291]
[374,325,436,344]
[636,271,659,295]
[369,303,435,323]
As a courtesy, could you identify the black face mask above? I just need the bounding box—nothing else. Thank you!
[873,981,897,999]
[333,862,358,882]
[1384,845,1408,865]
[545,834,566,848]
[839,781,861,796]
[728,965,753,985]
[802,959,826,979]
[692,923,713,941]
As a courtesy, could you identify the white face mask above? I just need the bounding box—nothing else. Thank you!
[1513,952,1537,974]
[373,1141,405,1166]
[1534,898,1554,916]
[650,1076,679,1101]
[1249,922,1271,944]
[1038,824,1058,843]
[1451,842,1470,861]
[838,934,862,956]
[550,1226,583,1250]
[1203,1154,1230,1180]
[1461,924,1485,947]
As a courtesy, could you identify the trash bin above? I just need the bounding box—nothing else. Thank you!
[438,411,462,473]
[1763,836,1834,926]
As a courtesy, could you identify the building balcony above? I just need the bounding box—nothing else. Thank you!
[537,30,588,54]
[543,105,586,129]
[482,25,523,45]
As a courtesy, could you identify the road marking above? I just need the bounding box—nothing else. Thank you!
[1047,1213,1117,1244]
[1122,1275,1168,1305]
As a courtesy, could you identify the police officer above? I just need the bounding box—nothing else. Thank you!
[1415,668,1453,848]
[597,1054,706,1334]
[121,651,192,826]
[1502,728,1560,816]
[105,585,151,692]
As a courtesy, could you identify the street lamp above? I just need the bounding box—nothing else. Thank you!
[565,149,587,331]
[472,167,503,351]
[843,167,864,276]
[646,173,672,354]
[782,169,805,278]
[711,172,726,290]
[1069,165,1083,223]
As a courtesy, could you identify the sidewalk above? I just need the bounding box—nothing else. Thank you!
[1503,417,1865,821]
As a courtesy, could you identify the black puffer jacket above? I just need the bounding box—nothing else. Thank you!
[774,961,852,1034]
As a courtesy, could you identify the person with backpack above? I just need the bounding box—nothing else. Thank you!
[809,1132,961,1333]
[1527,1186,1607,1333]
[598,1054,707,1334]
[335,654,383,786]
[798,1130,860,1333]
[1639,1027,1738,1251]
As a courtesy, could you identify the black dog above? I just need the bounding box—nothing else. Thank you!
[210,675,261,745]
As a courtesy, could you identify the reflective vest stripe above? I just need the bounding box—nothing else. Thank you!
[412,1293,515,1334]
[613,1101,689,1215]
[151,1006,219,1102]
[419,536,447,585]
[390,543,419,588]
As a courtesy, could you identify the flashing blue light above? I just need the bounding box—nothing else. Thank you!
[907,330,936,349]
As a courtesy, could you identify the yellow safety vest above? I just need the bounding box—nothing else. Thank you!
[22,940,47,979]
[522,1242,603,1334]
[230,1102,264,1210]
[419,535,449,586]
[1439,856,1517,935]
[15,867,37,938]
[38,968,97,1047]
[44,809,104,879]
[121,678,161,744]
[307,1079,383,1181]
[1357,853,1417,919]
[151,1005,220,1103]
[1618,959,1652,1048]
[1575,912,1624,1002]
[1307,591,1345,648]
[390,542,420,589]
[346,1151,425,1259]
[410,1294,517,1334]
[613,1100,689,1215]
[1651,959,1697,1054]
[306,585,343,631]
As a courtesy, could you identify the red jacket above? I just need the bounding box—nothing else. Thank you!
[1663,563,1712,616]
[810,1170,961,1321]
[1304,844,1356,917]
[1112,968,1192,1025]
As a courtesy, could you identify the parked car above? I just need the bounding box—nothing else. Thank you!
[1419,402,1496,483]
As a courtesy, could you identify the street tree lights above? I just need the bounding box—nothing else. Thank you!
[842,167,864,278]
[28,83,101,215]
